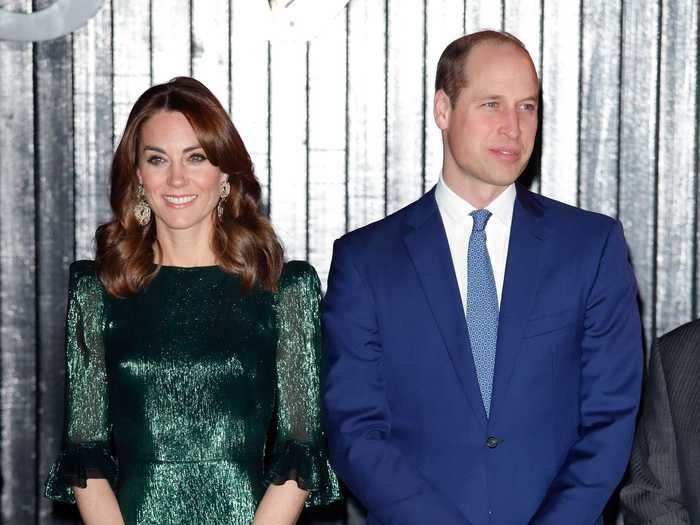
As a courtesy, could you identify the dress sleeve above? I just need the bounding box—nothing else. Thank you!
[266,261,341,507]
[44,261,118,504]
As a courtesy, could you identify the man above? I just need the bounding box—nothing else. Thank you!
[322,31,642,525]
[620,321,700,523]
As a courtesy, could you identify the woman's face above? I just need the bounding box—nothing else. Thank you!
[136,111,226,236]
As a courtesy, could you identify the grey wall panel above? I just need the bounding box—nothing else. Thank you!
[424,0,465,191]
[540,0,580,205]
[465,0,503,33]
[579,0,621,218]
[112,0,150,143]
[3,1,700,523]
[192,0,231,113]
[0,2,36,523]
[307,12,347,286]
[72,1,113,260]
[386,0,424,214]
[152,0,191,84]
[655,0,698,337]
[618,1,659,350]
[34,17,74,523]
[269,39,308,260]
[346,0,385,231]
[230,2,270,207]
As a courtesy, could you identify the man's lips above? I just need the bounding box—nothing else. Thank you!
[488,147,521,162]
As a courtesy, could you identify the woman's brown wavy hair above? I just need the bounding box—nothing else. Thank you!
[95,76,284,297]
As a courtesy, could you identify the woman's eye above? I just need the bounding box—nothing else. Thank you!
[147,156,165,165]
[190,153,207,163]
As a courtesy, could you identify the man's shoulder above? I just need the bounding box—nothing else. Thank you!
[525,187,616,228]
[519,186,620,247]
[336,193,430,250]
[657,319,700,360]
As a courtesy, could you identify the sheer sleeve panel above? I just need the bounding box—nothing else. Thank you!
[266,261,341,507]
[45,260,117,504]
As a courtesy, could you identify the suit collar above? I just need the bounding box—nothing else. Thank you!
[403,189,488,425]
[489,183,545,427]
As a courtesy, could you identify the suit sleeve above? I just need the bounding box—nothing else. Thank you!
[619,341,690,524]
[322,239,470,525]
[530,220,643,524]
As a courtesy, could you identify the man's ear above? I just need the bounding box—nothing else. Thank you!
[434,89,451,131]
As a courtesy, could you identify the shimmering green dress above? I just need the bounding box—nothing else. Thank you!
[45,260,340,524]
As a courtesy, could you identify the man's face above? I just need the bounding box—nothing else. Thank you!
[436,42,539,194]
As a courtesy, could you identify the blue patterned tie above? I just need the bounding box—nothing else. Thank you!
[467,209,499,417]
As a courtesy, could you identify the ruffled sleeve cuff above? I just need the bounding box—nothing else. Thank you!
[44,443,118,504]
[265,440,342,507]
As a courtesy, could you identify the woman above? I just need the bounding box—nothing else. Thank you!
[45,77,340,524]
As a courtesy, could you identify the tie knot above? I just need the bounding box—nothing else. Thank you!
[470,209,492,232]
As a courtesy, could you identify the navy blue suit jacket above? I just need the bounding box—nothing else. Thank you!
[322,184,643,525]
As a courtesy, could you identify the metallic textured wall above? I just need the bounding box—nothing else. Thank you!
[0,0,698,523]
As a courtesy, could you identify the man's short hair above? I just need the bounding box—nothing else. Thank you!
[435,30,532,106]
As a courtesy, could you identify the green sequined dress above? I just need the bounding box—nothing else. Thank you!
[45,260,340,524]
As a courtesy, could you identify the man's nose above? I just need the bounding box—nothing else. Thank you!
[500,109,521,139]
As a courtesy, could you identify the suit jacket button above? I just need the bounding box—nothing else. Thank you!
[486,436,499,448]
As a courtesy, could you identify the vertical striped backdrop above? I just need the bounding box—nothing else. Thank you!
[0,0,698,523]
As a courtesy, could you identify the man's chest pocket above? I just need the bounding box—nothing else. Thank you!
[523,308,578,339]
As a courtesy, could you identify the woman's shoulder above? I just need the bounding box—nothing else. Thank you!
[276,260,321,296]
[67,260,104,297]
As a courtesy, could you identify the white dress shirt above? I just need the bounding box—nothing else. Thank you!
[434,175,516,311]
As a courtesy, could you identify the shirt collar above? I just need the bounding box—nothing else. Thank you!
[435,174,516,228]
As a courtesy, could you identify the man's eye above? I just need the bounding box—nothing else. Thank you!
[521,103,537,112]
[483,101,498,108]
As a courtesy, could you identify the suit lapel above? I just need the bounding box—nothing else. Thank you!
[403,189,487,426]
[489,184,545,426]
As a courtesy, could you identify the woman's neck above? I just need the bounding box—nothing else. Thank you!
[153,221,217,267]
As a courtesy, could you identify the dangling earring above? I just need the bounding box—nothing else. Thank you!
[133,184,152,226]
[217,180,231,219]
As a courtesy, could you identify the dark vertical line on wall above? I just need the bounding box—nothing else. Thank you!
[420,0,427,194]
[228,0,233,114]
[615,2,624,220]
[31,34,41,523]
[110,0,116,148]
[462,0,466,34]
[538,0,544,75]
[148,0,154,83]
[189,0,194,76]
[344,6,350,233]
[575,0,583,208]
[71,35,77,261]
[538,0,545,194]
[267,43,272,217]
[383,0,389,216]
[500,0,505,30]
[652,1,663,340]
[692,0,700,319]
[305,42,310,261]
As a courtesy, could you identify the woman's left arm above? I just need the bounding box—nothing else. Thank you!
[253,480,308,525]
[262,262,341,523]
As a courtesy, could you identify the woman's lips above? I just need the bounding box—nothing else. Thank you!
[162,194,197,208]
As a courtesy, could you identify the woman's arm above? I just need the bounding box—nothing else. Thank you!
[253,480,308,525]
[74,479,125,525]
